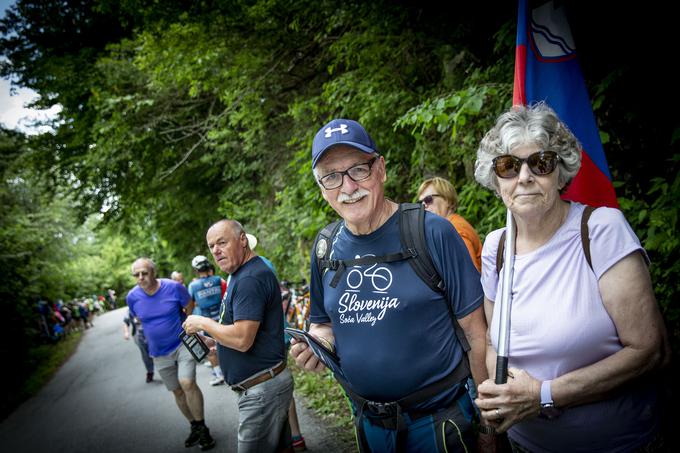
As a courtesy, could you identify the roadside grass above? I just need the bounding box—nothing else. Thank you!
[1,332,82,421]
[289,357,355,446]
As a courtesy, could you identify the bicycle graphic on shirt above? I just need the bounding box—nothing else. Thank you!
[345,257,393,293]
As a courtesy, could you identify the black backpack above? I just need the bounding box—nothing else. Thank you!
[313,202,469,351]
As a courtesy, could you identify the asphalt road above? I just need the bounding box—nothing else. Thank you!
[0,308,354,453]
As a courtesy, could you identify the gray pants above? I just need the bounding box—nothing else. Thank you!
[235,367,294,453]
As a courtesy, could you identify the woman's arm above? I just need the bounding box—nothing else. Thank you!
[476,251,669,432]
[551,251,669,407]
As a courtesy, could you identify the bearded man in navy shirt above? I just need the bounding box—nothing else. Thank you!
[290,119,491,452]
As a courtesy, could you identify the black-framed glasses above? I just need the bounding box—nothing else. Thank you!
[132,271,149,278]
[492,151,561,179]
[317,157,378,190]
[418,194,442,206]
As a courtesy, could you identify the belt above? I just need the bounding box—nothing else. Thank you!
[230,362,286,392]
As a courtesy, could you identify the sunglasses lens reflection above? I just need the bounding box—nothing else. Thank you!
[493,152,558,178]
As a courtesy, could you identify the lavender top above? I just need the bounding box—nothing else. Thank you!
[481,202,658,452]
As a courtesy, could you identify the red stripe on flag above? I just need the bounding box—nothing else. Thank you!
[562,150,619,208]
[513,44,527,106]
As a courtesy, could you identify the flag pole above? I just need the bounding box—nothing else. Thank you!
[495,208,515,384]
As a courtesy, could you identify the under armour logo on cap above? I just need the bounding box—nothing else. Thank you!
[324,124,349,137]
[312,118,378,168]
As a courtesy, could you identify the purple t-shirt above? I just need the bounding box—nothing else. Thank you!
[127,279,190,357]
[481,202,658,452]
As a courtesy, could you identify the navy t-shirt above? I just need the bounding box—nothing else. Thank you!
[310,209,483,409]
[217,257,286,385]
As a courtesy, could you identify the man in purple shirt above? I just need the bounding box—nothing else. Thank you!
[127,257,216,451]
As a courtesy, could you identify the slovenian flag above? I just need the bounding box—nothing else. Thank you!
[514,0,618,208]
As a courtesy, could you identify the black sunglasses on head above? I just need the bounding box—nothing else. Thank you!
[492,151,560,179]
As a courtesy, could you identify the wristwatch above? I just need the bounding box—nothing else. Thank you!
[539,380,562,419]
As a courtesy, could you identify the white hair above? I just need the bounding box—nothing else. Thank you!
[475,102,582,193]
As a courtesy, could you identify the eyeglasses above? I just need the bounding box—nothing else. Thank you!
[492,151,561,179]
[317,157,378,190]
[132,271,149,278]
[418,194,442,206]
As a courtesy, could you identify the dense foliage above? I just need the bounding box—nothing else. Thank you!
[1,0,677,376]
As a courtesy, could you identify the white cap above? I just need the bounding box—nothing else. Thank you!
[246,233,257,250]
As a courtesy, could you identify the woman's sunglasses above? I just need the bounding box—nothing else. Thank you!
[417,194,442,206]
[492,151,560,179]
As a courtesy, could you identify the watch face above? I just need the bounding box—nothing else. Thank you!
[540,404,562,420]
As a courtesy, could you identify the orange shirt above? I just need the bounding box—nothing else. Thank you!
[447,213,482,272]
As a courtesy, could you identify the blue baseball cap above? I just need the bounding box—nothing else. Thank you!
[311,119,378,168]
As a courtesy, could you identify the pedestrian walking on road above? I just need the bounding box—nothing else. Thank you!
[127,257,216,451]
[122,307,154,383]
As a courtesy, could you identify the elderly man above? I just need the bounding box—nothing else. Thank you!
[183,220,293,453]
[127,258,216,451]
[290,119,490,452]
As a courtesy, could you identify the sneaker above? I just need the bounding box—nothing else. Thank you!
[209,376,225,386]
[146,372,153,383]
[185,425,201,448]
[198,426,216,451]
[292,436,307,452]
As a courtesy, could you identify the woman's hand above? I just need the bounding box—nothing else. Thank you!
[475,367,541,433]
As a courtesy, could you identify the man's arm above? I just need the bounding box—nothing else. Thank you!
[184,299,196,316]
[457,304,489,387]
[183,315,260,352]
[482,297,497,378]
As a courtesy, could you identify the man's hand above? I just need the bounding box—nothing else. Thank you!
[289,338,326,372]
[182,315,204,335]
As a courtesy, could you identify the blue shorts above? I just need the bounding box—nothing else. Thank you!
[358,391,476,453]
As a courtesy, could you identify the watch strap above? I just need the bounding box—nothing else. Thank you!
[540,379,553,406]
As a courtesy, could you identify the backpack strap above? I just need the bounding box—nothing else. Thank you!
[496,230,507,276]
[399,203,446,293]
[315,219,343,278]
[495,205,597,275]
[581,205,596,270]
[399,203,470,354]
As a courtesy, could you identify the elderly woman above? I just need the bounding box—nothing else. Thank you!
[416,177,482,271]
[473,103,669,452]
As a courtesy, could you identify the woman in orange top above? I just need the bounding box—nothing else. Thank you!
[416,177,482,272]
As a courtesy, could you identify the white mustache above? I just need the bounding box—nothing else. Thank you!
[337,189,369,203]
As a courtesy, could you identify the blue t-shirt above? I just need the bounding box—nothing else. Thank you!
[310,209,483,409]
[188,275,224,319]
[127,279,190,357]
[217,257,286,385]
